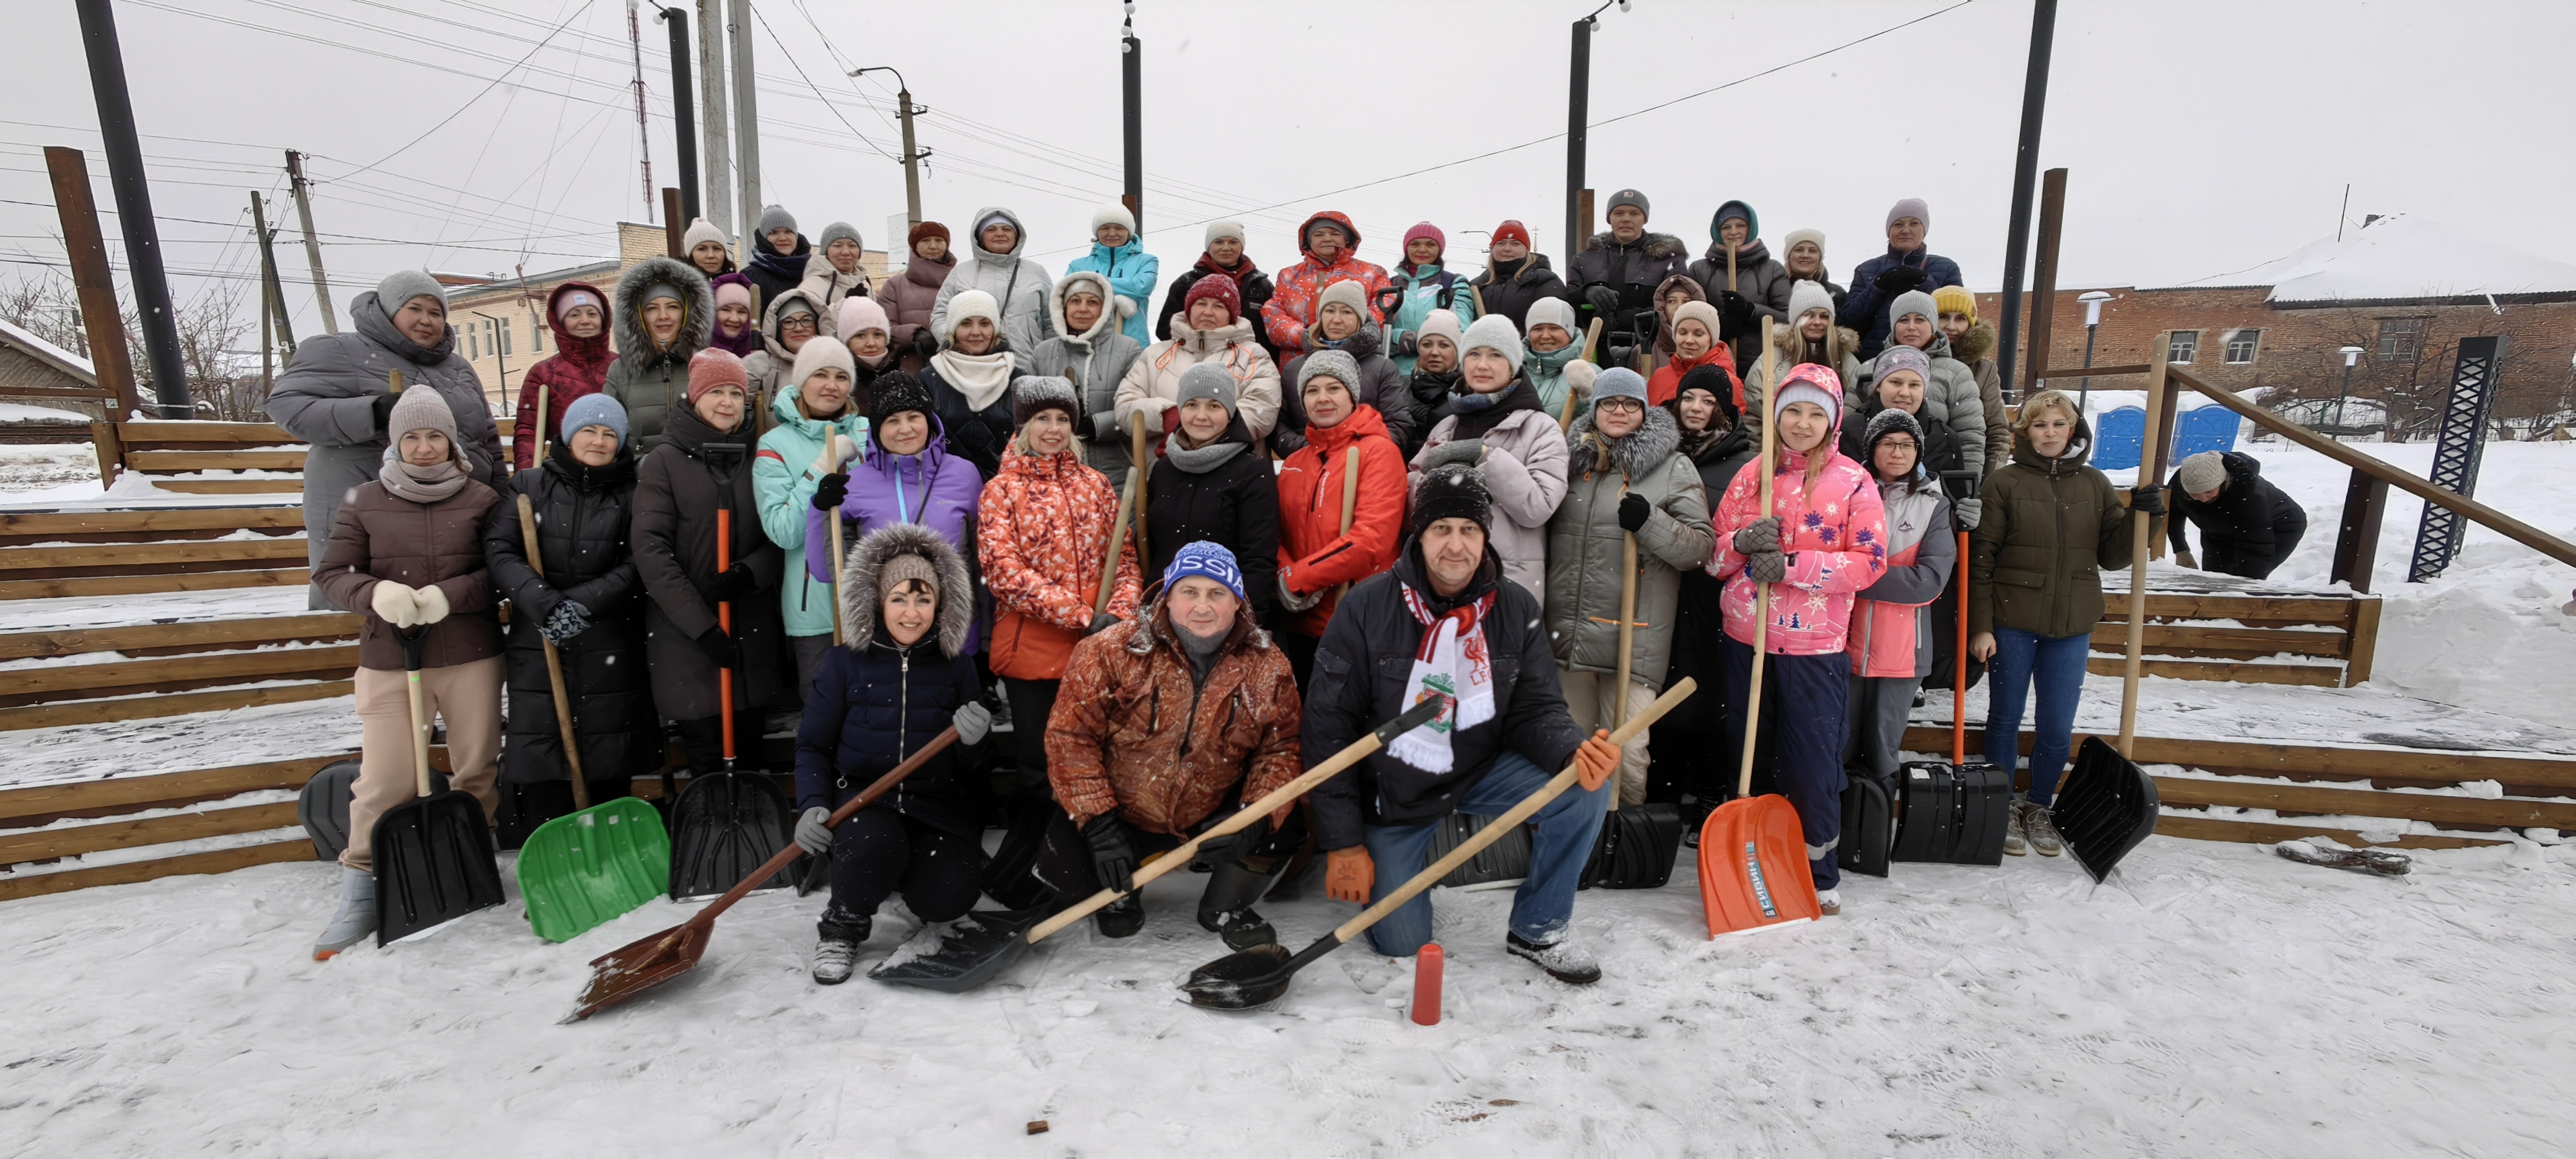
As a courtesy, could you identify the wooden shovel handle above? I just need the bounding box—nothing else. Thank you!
[2121,349,2174,757]
[517,492,589,809]
[1332,680,1695,945]
[686,727,961,929]
[1566,319,1606,432]
[825,435,847,647]
[1332,445,1360,603]
[1739,317,1778,801]
[1096,427,1141,619]
[1611,529,1637,811]
[1129,412,1152,566]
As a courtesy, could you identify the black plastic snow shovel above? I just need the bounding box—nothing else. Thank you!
[668,452,799,899]
[2053,365,2170,882]
[872,697,1447,994]
[372,626,505,945]
[1182,681,1694,1011]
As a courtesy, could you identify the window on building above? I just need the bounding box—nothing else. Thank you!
[2165,330,2199,365]
[500,318,513,357]
[2224,328,2261,365]
[466,326,479,360]
[529,313,543,352]
[2375,316,2426,361]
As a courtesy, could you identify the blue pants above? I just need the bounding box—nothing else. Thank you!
[1359,749,1608,957]
[1983,627,2091,806]
[1717,638,1850,890]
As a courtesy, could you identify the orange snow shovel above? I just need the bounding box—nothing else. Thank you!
[1697,318,1823,938]
[568,726,962,1022]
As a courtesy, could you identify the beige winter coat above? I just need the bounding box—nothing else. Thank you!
[1114,316,1283,447]
[1411,383,1570,607]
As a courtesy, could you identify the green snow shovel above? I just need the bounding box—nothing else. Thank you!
[513,491,671,943]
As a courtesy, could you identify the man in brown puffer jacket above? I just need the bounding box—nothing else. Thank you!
[1038,542,1303,948]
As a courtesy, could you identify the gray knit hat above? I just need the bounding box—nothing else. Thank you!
[1299,349,1360,393]
[375,269,445,318]
[1886,198,1930,230]
[756,204,797,237]
[1204,219,1246,247]
[817,221,863,251]
[1606,188,1650,219]
[386,385,459,447]
[2177,451,2228,495]
[1177,363,1239,419]
[1873,345,1933,389]
[1592,367,1648,408]
[1787,279,1836,322]
[1460,313,1526,368]
[1888,289,1939,327]
[1011,375,1079,427]
[1863,407,1928,472]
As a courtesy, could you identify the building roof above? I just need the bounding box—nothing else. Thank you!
[447,259,622,306]
[0,318,97,384]
[2180,215,2576,305]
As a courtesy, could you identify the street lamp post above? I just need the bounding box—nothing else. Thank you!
[2076,290,2112,412]
[2333,345,2366,433]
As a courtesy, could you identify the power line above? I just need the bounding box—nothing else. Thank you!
[331,4,592,181]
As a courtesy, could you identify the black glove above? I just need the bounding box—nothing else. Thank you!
[1617,493,1653,532]
[694,625,739,670]
[1082,812,1138,894]
[1086,612,1121,636]
[1392,330,1420,358]
[1746,549,1788,584]
[1075,413,1097,441]
[711,562,760,599]
[910,328,939,359]
[2129,482,2167,516]
[370,391,401,435]
[811,472,849,512]
[1194,817,1270,870]
[1873,265,1927,295]
[1582,284,1622,318]
[1719,290,1756,324]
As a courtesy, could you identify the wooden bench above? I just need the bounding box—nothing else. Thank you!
[0,612,360,729]
[2089,575,2380,688]
[92,420,305,494]
[0,505,313,599]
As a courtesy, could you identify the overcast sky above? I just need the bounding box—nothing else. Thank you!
[7,0,2572,346]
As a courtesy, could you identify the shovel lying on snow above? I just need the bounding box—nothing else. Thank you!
[871,698,1447,994]
[1182,680,1695,1012]
[567,727,961,1022]
[372,626,505,946]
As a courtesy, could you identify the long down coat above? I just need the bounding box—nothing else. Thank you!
[632,403,791,720]
[484,449,663,784]
[1544,406,1715,684]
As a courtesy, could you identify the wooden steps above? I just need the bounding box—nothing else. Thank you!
[0,611,362,731]
[2092,574,2380,687]
[0,503,311,599]
[91,420,305,495]
[0,505,302,547]
[0,753,350,902]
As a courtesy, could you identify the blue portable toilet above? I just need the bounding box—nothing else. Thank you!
[2174,404,2242,462]
[2093,406,2146,472]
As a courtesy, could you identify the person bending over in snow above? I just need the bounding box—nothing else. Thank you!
[1037,542,1305,948]
[1304,465,1623,983]
[790,524,994,984]
[2165,449,2307,581]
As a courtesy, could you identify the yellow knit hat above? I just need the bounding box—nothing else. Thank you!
[1933,285,1978,323]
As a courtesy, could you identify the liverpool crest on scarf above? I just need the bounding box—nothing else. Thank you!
[1385,583,1498,773]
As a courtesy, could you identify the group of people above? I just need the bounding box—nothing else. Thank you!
[269,189,2190,983]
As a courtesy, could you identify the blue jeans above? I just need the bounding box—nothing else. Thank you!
[1983,627,2091,806]
[1717,638,1850,890]
[1358,749,1609,957]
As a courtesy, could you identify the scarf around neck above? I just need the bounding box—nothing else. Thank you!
[380,451,470,504]
[1162,427,1247,474]
[1385,581,1499,774]
[931,347,1015,411]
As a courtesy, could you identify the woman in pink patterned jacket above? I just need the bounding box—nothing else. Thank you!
[1705,362,1886,913]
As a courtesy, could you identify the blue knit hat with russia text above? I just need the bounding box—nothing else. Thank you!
[1160,540,1247,601]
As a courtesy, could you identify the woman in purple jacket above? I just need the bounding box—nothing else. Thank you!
[806,373,984,647]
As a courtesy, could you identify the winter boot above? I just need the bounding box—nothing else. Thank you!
[812,909,871,985]
[2025,805,2065,857]
[1196,859,1283,951]
[2003,801,2030,857]
[312,866,377,960]
[1093,895,1144,939]
[1505,932,1601,984]
[1817,888,1842,917]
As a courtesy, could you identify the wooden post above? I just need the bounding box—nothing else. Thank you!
[89,421,120,489]
[43,147,143,421]
[2146,370,2180,560]
[1576,188,1595,252]
[2024,167,2068,399]
[2329,466,2390,594]
[2119,342,2174,758]
[662,188,685,259]
[2342,596,2382,688]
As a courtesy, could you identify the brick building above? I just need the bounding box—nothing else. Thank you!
[1978,216,2576,440]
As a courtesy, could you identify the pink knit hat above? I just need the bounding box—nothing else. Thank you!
[1403,221,1445,258]
[837,296,890,337]
[712,279,752,313]
[685,348,749,406]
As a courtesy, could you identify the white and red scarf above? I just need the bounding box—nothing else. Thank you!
[1386,583,1499,774]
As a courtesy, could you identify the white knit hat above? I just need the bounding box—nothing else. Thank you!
[1523,297,1578,336]
[948,289,1000,327]
[1204,219,1246,246]
[1090,202,1136,237]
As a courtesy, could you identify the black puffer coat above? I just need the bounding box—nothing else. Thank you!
[1662,401,1756,722]
[1469,254,1568,331]
[1157,257,1278,359]
[1564,230,1692,338]
[1143,423,1281,625]
[2167,451,2307,580]
[793,524,989,830]
[920,352,1017,480]
[633,403,791,719]
[484,449,662,785]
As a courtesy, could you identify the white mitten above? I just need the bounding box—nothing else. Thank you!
[370,581,419,628]
[413,583,451,625]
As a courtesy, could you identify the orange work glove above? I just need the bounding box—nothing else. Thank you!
[1324,846,1375,905]
[1574,728,1621,793]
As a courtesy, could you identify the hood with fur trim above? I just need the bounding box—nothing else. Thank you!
[964,205,1030,267]
[1775,318,1863,370]
[1048,269,1127,347]
[760,285,837,363]
[1580,230,1690,262]
[1653,274,1708,355]
[840,522,975,658]
[1949,319,1995,365]
[612,255,714,368]
[1565,402,1681,484]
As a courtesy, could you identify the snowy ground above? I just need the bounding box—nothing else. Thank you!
[6,836,2575,1155]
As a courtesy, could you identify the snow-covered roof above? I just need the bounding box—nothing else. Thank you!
[2183,215,2576,305]
[0,318,97,384]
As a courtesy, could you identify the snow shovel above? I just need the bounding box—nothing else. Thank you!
[1698,318,1824,938]
[513,492,672,943]
[875,697,1445,994]
[667,464,799,900]
[567,726,961,1022]
[2055,385,2166,882]
[1331,444,1360,603]
[371,625,505,946]
[1183,682,1692,1011]
[1584,529,1686,889]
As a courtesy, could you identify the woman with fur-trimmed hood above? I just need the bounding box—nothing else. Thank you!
[1934,285,2011,467]
[1029,269,1146,486]
[788,523,994,984]
[1544,367,1714,805]
[932,206,1055,364]
[601,256,715,453]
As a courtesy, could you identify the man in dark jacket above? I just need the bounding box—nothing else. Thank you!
[2168,451,2307,579]
[1562,189,1692,369]
[1468,220,1567,331]
[1305,463,1622,982]
[1156,219,1277,361]
[1838,198,1965,359]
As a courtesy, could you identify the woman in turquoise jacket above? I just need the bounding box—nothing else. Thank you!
[755,336,866,694]
[1066,202,1159,349]
[1377,222,1478,375]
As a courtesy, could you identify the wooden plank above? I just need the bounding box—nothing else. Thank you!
[0,801,302,864]
[1902,726,2576,790]
[0,645,355,700]
[150,480,303,494]
[2100,591,2352,623]
[2154,776,2576,830]
[0,680,351,731]
[127,450,308,472]
[0,508,301,537]
[0,613,359,661]
[0,840,315,902]
[2151,814,2508,851]
[0,538,310,573]
[2086,623,2346,659]
[111,421,292,443]
[0,754,349,823]
[0,568,307,601]
[2082,657,2343,686]
[2344,596,2382,687]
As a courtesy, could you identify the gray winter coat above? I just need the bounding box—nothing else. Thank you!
[601,256,714,454]
[931,206,1054,366]
[264,290,502,609]
[1855,331,1989,524]
[1544,407,1713,683]
[1027,271,1145,486]
[1412,382,1570,607]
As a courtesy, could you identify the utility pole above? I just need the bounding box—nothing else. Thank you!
[855,67,928,226]
[285,150,337,335]
[1994,0,2059,399]
[628,0,655,216]
[694,0,731,237]
[727,0,760,249]
[42,146,144,420]
[248,191,294,355]
[74,0,190,419]
[1563,2,1625,271]
[658,7,700,223]
[1121,3,1142,231]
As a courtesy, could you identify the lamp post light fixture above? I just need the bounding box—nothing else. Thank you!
[2075,290,2113,412]
[2333,344,2367,432]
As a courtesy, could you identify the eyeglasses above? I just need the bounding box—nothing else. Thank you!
[781,316,816,332]
[1877,439,1919,453]
[1597,397,1644,413]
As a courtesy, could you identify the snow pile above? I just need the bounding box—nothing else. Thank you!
[2185,215,2576,304]
[0,402,88,423]
[0,442,105,494]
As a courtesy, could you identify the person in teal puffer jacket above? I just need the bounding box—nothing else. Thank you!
[1375,222,1477,375]
[1518,297,1599,425]
[755,336,867,694]
[1064,202,1159,349]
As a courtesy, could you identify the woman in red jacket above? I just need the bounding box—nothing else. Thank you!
[1646,299,1741,409]
[1273,348,1408,687]
[510,282,617,472]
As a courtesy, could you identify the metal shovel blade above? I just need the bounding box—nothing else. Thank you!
[566,918,711,1023]
[1181,942,1297,1010]
[371,789,504,946]
[867,908,1048,992]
